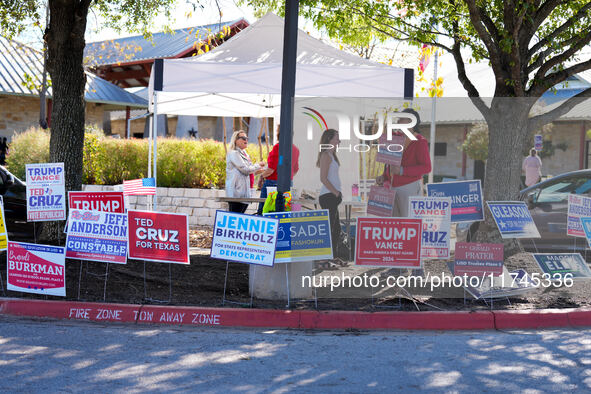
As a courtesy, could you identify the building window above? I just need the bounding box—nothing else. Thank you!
[430,142,447,156]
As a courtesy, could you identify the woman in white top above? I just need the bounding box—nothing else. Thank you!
[522,148,542,187]
[317,129,342,257]
[225,130,265,213]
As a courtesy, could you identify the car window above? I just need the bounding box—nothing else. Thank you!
[536,176,591,203]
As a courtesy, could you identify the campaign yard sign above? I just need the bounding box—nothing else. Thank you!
[534,134,543,151]
[127,211,189,264]
[487,201,540,238]
[211,211,279,266]
[68,191,125,213]
[375,133,405,166]
[0,195,8,250]
[26,163,66,221]
[533,253,591,280]
[567,194,591,237]
[264,210,332,263]
[409,196,451,259]
[580,217,591,249]
[66,210,128,264]
[7,241,66,296]
[426,180,484,223]
[355,217,422,268]
[367,186,395,217]
[454,242,504,277]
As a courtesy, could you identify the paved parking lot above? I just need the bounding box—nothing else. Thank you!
[1,316,590,392]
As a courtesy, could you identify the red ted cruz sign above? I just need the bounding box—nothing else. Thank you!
[127,210,189,264]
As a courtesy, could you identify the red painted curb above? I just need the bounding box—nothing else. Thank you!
[2,298,591,330]
[492,309,571,329]
[567,309,591,327]
[298,310,494,330]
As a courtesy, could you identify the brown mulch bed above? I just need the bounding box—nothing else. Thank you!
[1,227,589,311]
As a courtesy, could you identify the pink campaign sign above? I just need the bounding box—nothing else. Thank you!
[454,242,504,277]
[7,241,66,296]
[367,186,396,217]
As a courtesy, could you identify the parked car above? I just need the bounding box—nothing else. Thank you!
[0,166,42,241]
[456,169,591,254]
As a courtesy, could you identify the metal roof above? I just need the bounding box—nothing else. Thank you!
[0,36,147,108]
[85,19,246,66]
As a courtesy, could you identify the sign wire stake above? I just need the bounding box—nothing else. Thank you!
[77,261,84,300]
[222,261,229,306]
[250,265,257,308]
[285,263,290,309]
[103,263,109,301]
[0,270,5,296]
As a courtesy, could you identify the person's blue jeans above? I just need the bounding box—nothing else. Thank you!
[257,179,277,215]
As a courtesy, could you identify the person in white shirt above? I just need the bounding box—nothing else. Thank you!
[522,148,543,187]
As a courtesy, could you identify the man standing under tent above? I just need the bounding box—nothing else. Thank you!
[257,124,300,215]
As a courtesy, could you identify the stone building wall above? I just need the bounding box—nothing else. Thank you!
[0,95,105,138]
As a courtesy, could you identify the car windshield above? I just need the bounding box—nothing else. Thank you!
[536,176,591,203]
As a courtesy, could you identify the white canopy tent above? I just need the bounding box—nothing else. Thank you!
[147,12,413,204]
[149,12,413,117]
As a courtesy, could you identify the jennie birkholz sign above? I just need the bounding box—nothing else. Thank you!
[68,191,125,213]
[454,242,504,277]
[567,194,591,237]
[409,196,451,259]
[7,241,66,296]
[264,210,332,263]
[367,186,395,217]
[426,180,484,223]
[66,210,128,264]
[127,210,189,264]
[355,218,422,268]
[487,201,540,238]
[26,163,66,221]
[211,211,279,266]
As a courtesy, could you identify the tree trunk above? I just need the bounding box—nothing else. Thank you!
[46,0,89,192]
[42,0,91,241]
[473,98,533,257]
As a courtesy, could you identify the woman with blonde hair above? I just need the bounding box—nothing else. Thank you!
[225,130,265,213]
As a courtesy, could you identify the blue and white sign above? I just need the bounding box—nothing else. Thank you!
[26,162,66,222]
[581,217,591,249]
[426,180,484,223]
[65,210,128,264]
[211,211,279,266]
[487,201,540,238]
[534,134,543,151]
[264,210,332,263]
[409,196,451,259]
[567,194,591,237]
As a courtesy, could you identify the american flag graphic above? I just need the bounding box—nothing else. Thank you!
[123,178,156,196]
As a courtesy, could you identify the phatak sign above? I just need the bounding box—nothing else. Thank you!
[7,241,66,296]
[68,191,125,213]
[355,218,422,268]
[127,211,190,264]
[26,163,66,221]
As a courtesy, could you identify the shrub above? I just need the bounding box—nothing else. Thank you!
[7,127,269,188]
[6,127,51,180]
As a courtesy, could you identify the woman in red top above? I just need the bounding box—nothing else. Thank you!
[377,108,431,217]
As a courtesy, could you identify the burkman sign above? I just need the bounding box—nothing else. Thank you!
[211,211,279,267]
